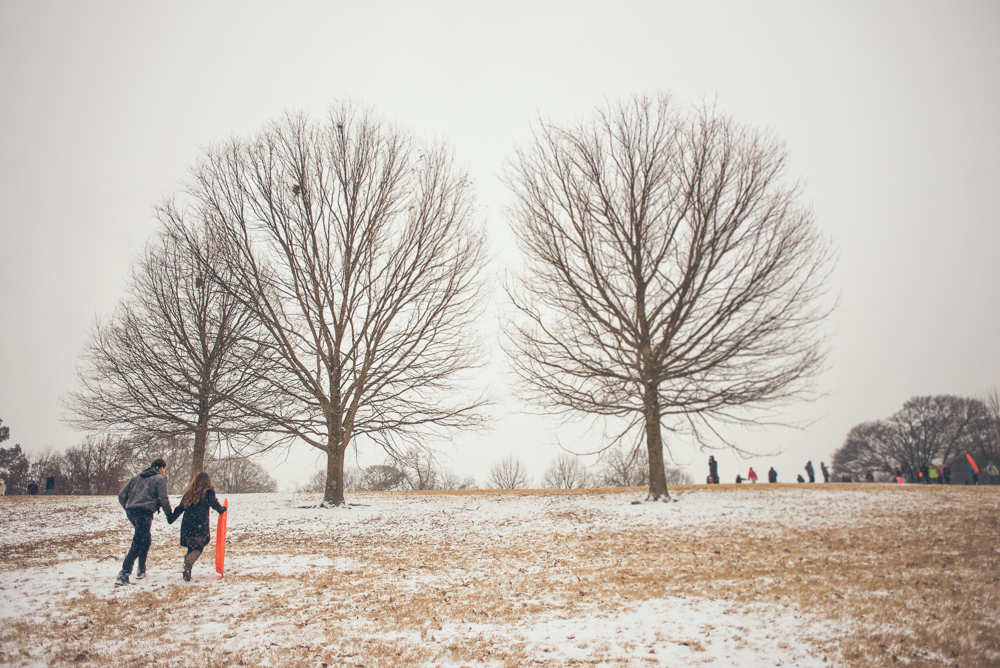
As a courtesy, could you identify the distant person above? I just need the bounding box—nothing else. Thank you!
[942,466,951,484]
[865,471,875,483]
[27,482,39,495]
[735,474,743,483]
[0,478,5,495]
[747,467,758,483]
[895,469,905,484]
[44,475,55,495]
[169,472,226,582]
[115,458,173,587]
[928,465,938,485]
[796,474,805,483]
[986,461,1000,485]
[919,464,929,484]
[768,467,778,483]
[708,456,719,485]
[820,462,830,483]
[805,461,815,483]
[969,465,979,485]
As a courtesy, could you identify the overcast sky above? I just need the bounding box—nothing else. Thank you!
[2,1,998,490]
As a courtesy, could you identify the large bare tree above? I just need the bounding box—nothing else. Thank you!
[168,104,489,507]
[64,225,278,483]
[504,94,833,501]
[832,395,990,481]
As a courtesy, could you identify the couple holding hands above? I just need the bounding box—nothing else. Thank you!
[115,458,226,587]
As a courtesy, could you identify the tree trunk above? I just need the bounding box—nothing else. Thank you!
[323,442,346,507]
[189,414,210,484]
[644,382,670,501]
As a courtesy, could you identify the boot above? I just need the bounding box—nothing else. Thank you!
[183,550,201,582]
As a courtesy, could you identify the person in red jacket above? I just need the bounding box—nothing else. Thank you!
[747,467,758,483]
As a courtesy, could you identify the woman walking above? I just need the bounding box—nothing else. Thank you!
[169,472,226,582]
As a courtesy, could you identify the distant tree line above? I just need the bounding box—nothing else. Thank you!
[295,446,692,493]
[831,392,1000,483]
[0,421,276,496]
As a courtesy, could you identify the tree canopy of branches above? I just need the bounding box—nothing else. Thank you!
[488,456,531,489]
[831,395,996,482]
[541,453,591,489]
[596,446,649,487]
[504,94,833,501]
[211,456,279,494]
[168,103,489,507]
[59,434,134,495]
[63,225,278,484]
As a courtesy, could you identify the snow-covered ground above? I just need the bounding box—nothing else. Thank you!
[1,485,996,667]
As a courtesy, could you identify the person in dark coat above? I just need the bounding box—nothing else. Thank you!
[708,456,719,485]
[820,462,830,483]
[27,482,39,495]
[768,467,778,483]
[169,472,226,582]
[44,475,55,495]
[796,474,805,483]
[805,461,815,483]
[116,458,172,587]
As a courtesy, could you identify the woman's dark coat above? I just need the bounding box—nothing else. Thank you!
[168,489,226,549]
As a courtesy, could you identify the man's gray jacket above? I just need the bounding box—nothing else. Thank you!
[118,466,172,516]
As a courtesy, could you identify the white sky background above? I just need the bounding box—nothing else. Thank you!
[1,1,998,490]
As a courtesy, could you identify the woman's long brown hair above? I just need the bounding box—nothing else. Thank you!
[180,471,214,508]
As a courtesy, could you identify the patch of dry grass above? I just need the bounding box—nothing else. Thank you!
[1,485,997,667]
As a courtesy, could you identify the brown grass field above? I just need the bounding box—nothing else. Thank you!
[0,484,998,667]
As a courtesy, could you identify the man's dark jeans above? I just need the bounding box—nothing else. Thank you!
[121,508,154,575]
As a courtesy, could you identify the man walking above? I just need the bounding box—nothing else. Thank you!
[115,458,172,587]
[805,461,815,483]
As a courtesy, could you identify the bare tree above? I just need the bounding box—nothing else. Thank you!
[596,446,650,487]
[831,395,989,481]
[361,464,408,491]
[395,448,441,491]
[25,447,67,494]
[299,466,362,493]
[212,456,279,493]
[968,388,1000,468]
[504,94,833,501]
[541,453,591,489]
[438,469,477,490]
[487,455,531,489]
[60,434,134,495]
[63,224,278,483]
[167,103,489,507]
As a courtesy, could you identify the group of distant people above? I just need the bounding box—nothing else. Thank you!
[19,475,56,496]
[707,456,831,485]
[704,456,1000,486]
